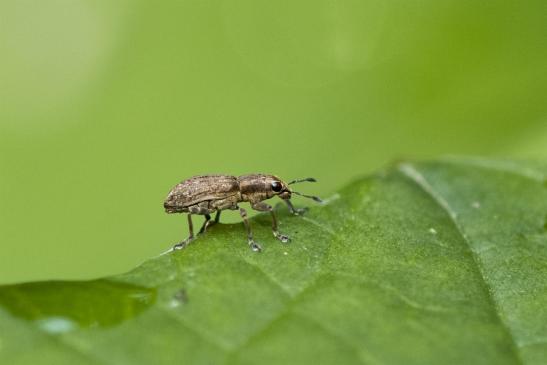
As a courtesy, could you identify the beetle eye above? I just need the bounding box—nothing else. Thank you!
[271,181,283,192]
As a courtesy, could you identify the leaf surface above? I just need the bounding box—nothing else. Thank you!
[1,157,547,365]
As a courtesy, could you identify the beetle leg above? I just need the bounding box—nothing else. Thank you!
[239,207,262,252]
[198,214,212,235]
[173,214,195,250]
[198,210,222,235]
[285,199,308,216]
[251,202,290,243]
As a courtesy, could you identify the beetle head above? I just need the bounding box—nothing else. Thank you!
[239,174,321,203]
[264,176,291,199]
[276,177,322,203]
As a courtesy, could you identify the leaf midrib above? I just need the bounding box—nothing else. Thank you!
[398,162,524,365]
[440,156,546,183]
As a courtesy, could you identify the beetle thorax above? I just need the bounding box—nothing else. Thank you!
[237,174,278,203]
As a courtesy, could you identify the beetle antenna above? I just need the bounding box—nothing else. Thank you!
[288,177,317,185]
[292,191,322,203]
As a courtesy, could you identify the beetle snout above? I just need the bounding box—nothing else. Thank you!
[279,191,291,200]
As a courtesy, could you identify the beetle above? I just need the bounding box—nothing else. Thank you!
[164,174,321,252]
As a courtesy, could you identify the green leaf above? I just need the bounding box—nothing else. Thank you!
[1,157,546,365]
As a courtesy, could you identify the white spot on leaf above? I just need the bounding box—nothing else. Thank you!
[37,317,77,334]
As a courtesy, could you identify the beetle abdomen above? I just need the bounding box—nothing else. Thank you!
[164,175,239,213]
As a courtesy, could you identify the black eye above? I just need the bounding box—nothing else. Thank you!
[271,181,283,192]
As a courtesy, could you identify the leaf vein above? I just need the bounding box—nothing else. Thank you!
[333,272,453,314]
[292,312,371,365]
[299,216,336,236]
[235,255,293,297]
[159,307,232,351]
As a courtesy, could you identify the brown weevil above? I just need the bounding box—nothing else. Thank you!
[164,174,321,252]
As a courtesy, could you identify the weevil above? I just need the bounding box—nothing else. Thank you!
[164,174,321,252]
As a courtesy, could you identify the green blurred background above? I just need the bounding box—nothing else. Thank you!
[1,0,546,284]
